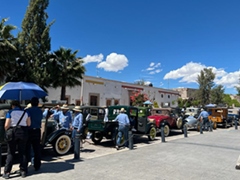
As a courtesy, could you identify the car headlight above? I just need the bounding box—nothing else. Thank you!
[148,118,155,123]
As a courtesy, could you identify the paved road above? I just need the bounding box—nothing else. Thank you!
[1,127,240,180]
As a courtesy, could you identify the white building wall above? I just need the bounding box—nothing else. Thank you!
[45,75,180,107]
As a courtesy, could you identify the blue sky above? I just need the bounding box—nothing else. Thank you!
[1,0,240,94]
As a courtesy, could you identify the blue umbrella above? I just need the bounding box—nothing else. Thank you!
[0,82,47,101]
[205,103,216,108]
[143,100,153,105]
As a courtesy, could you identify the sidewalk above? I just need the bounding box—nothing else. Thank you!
[2,127,240,180]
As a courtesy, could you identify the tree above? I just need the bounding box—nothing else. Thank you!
[0,18,17,82]
[49,47,86,100]
[130,90,149,106]
[223,94,240,107]
[12,0,54,87]
[211,85,225,105]
[196,68,215,106]
[235,74,240,96]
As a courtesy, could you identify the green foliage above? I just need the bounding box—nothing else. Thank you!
[223,94,240,107]
[153,101,159,108]
[235,75,240,96]
[211,85,225,105]
[49,47,86,100]
[10,0,54,88]
[0,18,17,82]
[197,68,216,106]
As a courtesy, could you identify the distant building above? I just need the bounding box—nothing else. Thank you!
[46,75,180,107]
[172,88,198,100]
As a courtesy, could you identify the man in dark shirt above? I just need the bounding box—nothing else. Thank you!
[26,97,43,172]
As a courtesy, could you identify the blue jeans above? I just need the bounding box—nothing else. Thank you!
[117,125,129,147]
[202,118,209,130]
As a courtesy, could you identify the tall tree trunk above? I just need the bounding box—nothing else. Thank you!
[61,86,66,101]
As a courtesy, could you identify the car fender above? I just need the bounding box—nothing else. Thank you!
[45,129,72,146]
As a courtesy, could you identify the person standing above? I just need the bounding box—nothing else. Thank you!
[52,104,72,129]
[114,108,130,150]
[3,100,31,179]
[71,106,83,149]
[197,108,210,131]
[26,97,43,172]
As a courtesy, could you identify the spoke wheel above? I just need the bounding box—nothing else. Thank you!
[163,124,170,137]
[53,134,71,155]
[148,126,157,141]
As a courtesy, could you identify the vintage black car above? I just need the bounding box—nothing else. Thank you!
[0,104,72,156]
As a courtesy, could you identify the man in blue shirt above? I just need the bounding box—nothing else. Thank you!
[53,104,72,130]
[114,108,130,150]
[197,108,210,131]
[26,97,43,172]
[71,106,83,149]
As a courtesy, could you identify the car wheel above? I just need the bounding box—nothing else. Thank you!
[91,131,103,144]
[212,122,217,129]
[148,126,157,141]
[163,124,170,137]
[176,117,183,129]
[53,134,71,155]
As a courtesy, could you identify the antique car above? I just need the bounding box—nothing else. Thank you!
[0,104,72,156]
[147,107,184,137]
[228,108,240,125]
[207,107,233,128]
[87,105,157,145]
[183,107,201,130]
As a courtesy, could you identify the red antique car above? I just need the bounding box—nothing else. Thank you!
[147,108,184,137]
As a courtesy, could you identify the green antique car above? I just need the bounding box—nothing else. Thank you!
[87,105,157,145]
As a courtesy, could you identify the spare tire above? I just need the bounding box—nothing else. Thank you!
[176,117,183,129]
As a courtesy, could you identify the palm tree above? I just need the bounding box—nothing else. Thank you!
[49,47,86,100]
[0,18,17,82]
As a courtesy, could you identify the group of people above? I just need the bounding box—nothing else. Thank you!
[3,100,84,179]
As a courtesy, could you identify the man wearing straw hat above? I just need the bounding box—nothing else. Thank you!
[71,106,83,148]
[114,108,130,150]
[52,104,72,129]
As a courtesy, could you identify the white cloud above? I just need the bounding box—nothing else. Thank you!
[83,54,104,65]
[150,62,155,67]
[215,71,240,88]
[163,61,240,89]
[145,62,162,74]
[149,69,162,74]
[97,53,128,72]
[146,67,154,71]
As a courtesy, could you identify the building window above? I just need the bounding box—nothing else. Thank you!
[75,99,80,106]
[114,99,119,105]
[161,102,164,107]
[161,94,164,98]
[106,99,111,107]
[90,95,98,106]
[168,95,170,98]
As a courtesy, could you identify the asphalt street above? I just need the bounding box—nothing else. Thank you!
[1,127,240,180]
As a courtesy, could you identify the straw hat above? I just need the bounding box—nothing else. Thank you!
[61,104,69,110]
[120,108,126,112]
[73,106,82,112]
[25,103,32,109]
